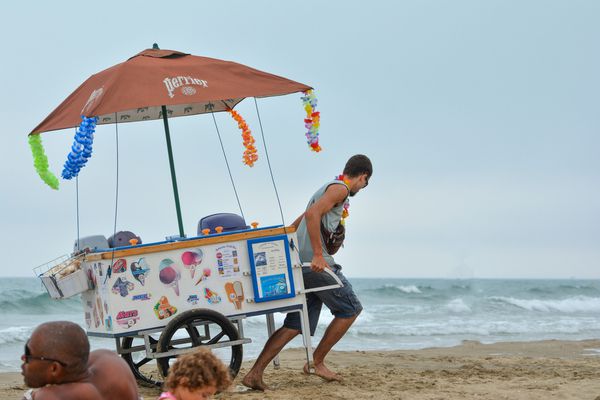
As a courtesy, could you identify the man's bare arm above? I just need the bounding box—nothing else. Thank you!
[304,184,348,272]
[291,212,305,230]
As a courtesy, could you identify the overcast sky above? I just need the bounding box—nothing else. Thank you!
[1,1,598,279]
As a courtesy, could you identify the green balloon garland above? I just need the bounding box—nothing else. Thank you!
[28,134,59,190]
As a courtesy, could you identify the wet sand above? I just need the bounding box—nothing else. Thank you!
[2,340,600,399]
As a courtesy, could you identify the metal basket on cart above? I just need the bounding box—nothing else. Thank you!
[34,254,92,299]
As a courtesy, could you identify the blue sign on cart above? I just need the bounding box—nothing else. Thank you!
[247,235,295,302]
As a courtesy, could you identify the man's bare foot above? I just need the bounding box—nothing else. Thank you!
[242,373,269,391]
[303,362,342,382]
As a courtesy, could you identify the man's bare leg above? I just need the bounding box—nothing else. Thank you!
[242,326,299,390]
[304,315,358,381]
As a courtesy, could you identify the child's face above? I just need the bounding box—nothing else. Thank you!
[173,384,217,400]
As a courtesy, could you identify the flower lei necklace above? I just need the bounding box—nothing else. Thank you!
[62,116,97,179]
[228,109,258,167]
[29,134,59,190]
[301,90,321,152]
[335,174,351,222]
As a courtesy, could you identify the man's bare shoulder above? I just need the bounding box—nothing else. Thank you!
[88,349,139,400]
[324,182,349,195]
[33,382,101,400]
[321,183,349,202]
[89,349,131,372]
[89,349,120,360]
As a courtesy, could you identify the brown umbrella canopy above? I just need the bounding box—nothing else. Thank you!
[30,48,312,135]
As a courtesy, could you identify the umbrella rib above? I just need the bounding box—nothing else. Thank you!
[220,100,232,111]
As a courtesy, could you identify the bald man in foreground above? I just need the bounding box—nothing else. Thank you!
[21,321,139,400]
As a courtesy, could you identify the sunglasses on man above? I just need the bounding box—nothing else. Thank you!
[23,340,68,367]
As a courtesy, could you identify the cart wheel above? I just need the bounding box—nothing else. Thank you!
[156,309,243,379]
[121,335,163,387]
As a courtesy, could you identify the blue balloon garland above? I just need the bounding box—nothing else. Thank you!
[61,116,98,179]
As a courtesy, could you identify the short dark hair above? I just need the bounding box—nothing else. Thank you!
[343,154,372,178]
[36,321,90,372]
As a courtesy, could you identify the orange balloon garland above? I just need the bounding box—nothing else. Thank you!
[228,109,258,167]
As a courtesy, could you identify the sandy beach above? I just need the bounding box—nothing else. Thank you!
[1,339,599,399]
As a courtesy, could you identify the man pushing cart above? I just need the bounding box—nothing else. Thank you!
[28,45,359,387]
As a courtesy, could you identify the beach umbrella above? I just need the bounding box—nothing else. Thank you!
[28,44,321,237]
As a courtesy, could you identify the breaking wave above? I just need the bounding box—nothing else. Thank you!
[490,296,600,313]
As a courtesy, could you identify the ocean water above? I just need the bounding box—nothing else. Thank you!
[1,277,599,372]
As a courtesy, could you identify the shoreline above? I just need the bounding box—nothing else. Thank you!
[2,339,599,399]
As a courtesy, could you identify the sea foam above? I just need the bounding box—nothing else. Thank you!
[0,326,32,345]
[490,296,600,313]
[397,285,422,294]
[445,298,471,313]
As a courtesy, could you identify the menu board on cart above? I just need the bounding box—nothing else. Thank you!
[247,235,295,303]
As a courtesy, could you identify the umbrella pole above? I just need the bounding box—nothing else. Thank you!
[161,105,185,238]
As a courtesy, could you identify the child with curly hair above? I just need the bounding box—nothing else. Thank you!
[158,348,232,400]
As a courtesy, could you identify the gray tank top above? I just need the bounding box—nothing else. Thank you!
[297,180,350,266]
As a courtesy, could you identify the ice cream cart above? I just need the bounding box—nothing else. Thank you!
[29,46,335,386]
[37,223,341,386]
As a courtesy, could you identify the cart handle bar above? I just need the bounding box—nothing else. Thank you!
[300,262,344,294]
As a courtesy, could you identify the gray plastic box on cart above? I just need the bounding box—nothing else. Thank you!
[73,235,109,252]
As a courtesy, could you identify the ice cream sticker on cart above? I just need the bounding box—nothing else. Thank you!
[216,245,240,277]
[112,259,127,274]
[181,249,203,279]
[93,305,100,328]
[96,297,104,326]
[90,262,103,287]
[130,258,150,286]
[112,277,134,297]
[86,268,97,290]
[194,268,211,286]
[116,310,140,328]
[225,281,244,310]
[132,293,152,301]
[154,296,177,320]
[103,265,112,284]
[159,258,181,296]
[93,262,103,277]
[204,287,221,304]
